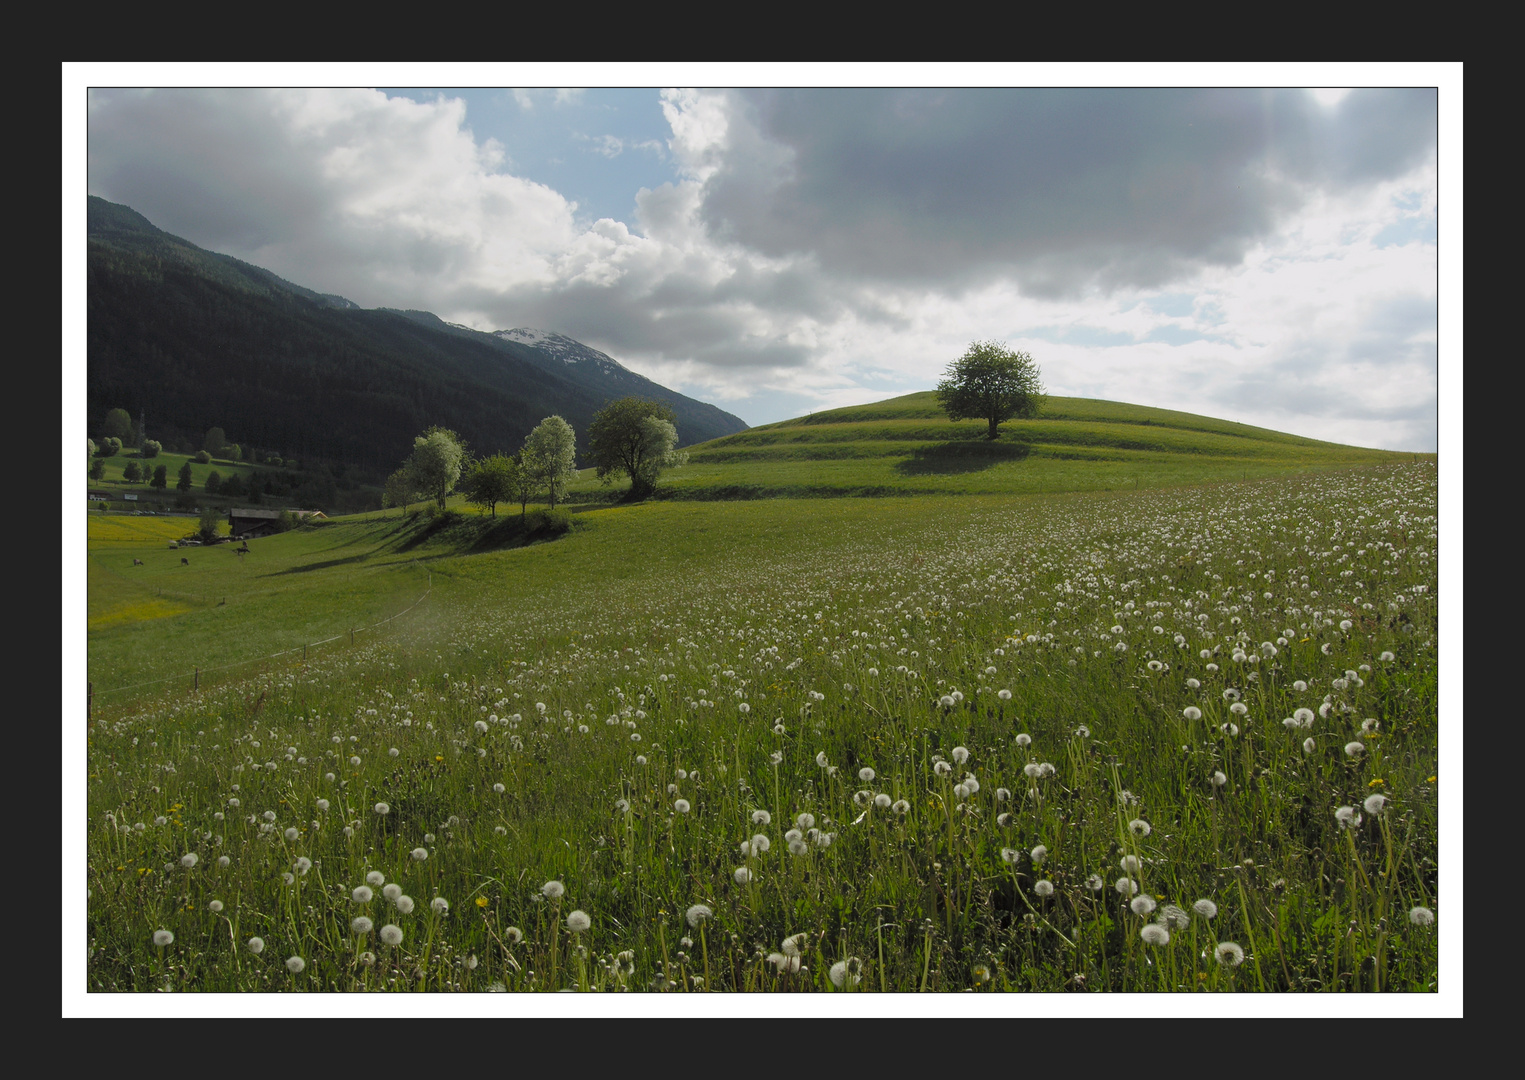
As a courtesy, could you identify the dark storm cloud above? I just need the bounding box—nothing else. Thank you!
[697,89,1436,297]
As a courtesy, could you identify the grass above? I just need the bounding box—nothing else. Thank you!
[561,393,1414,503]
[81,446,1440,995]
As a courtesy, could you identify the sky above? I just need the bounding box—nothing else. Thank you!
[72,68,1453,452]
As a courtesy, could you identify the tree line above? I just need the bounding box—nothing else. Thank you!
[387,397,688,518]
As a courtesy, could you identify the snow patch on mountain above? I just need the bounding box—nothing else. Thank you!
[494,328,630,372]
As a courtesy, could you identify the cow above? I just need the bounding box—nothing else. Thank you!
[181,557,189,566]
[132,558,144,566]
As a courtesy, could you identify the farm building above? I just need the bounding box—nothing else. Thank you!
[228,507,326,538]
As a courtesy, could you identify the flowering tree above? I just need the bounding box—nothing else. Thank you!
[407,427,466,509]
[522,416,578,509]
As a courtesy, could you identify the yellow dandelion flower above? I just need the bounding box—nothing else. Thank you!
[476,897,489,908]
[1367,778,1386,788]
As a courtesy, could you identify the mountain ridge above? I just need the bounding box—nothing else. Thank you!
[85,197,748,476]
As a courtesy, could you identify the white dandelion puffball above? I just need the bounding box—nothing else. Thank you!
[1001,847,1020,865]
[411,847,428,862]
[431,897,449,915]
[383,883,403,902]
[1183,706,1203,721]
[768,952,801,973]
[286,956,306,973]
[749,834,771,855]
[1131,895,1157,917]
[674,799,691,814]
[874,793,892,809]
[1030,845,1048,864]
[1192,899,1218,919]
[1409,906,1435,927]
[217,855,230,867]
[1160,905,1190,930]
[208,900,223,913]
[893,799,910,815]
[937,761,955,777]
[815,752,829,768]
[734,867,755,884]
[153,930,174,947]
[1086,874,1104,891]
[1345,741,1366,758]
[1303,737,1317,754]
[1214,942,1245,966]
[1211,771,1227,787]
[373,802,390,815]
[1334,806,1362,829]
[247,936,265,954]
[859,767,876,782]
[1380,651,1396,662]
[395,896,415,914]
[1015,733,1031,748]
[493,783,506,794]
[829,960,861,988]
[998,689,1012,700]
[1140,923,1170,946]
[566,910,591,933]
[952,746,969,764]
[788,838,809,856]
[1120,854,1141,874]
[181,853,199,868]
[1363,793,1388,815]
[366,871,385,887]
[752,810,771,826]
[1116,877,1139,896]
[349,756,361,767]
[1034,880,1054,898]
[380,924,404,946]
[1128,819,1151,837]
[352,886,373,903]
[1293,708,1315,727]
[782,933,807,957]
[351,916,373,935]
[686,904,713,928]
[796,813,815,829]
[284,827,300,842]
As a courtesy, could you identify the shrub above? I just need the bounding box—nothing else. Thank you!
[141,440,162,459]
[195,450,212,465]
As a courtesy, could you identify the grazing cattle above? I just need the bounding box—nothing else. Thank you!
[181,557,189,566]
[132,558,144,566]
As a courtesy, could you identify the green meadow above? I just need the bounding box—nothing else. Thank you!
[82,396,1439,995]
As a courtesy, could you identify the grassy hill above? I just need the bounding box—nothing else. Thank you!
[569,392,1415,501]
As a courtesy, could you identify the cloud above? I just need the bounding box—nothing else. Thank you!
[84,85,1441,450]
[693,88,1436,298]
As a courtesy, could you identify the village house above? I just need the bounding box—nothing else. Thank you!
[228,507,327,539]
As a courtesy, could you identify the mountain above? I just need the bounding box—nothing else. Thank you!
[85,196,748,476]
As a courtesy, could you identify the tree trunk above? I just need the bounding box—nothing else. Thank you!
[988,415,1001,440]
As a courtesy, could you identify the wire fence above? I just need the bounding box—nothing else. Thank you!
[88,565,432,717]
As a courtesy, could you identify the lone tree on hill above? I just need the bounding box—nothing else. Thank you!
[204,427,227,455]
[151,464,168,490]
[935,341,1046,440]
[123,460,143,483]
[522,416,578,509]
[587,397,688,499]
[408,426,466,509]
[177,460,194,492]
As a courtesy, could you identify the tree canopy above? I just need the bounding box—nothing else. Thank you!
[586,397,687,499]
[460,454,518,518]
[522,416,578,509]
[103,408,134,443]
[935,341,1046,440]
[408,427,466,509]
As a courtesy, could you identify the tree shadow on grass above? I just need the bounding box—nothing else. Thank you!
[894,438,1033,476]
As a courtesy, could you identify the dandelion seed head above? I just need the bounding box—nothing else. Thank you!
[1131,895,1157,916]
[686,904,713,928]
[351,916,374,935]
[1214,941,1245,966]
[1015,733,1031,747]
[1409,906,1435,927]
[1034,880,1054,898]
[153,930,174,947]
[285,956,305,973]
[1128,819,1151,837]
[1116,877,1139,896]
[1192,899,1218,919]
[380,924,403,946]
[432,897,449,915]
[566,910,591,933]
[1363,793,1388,815]
[1140,923,1170,945]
